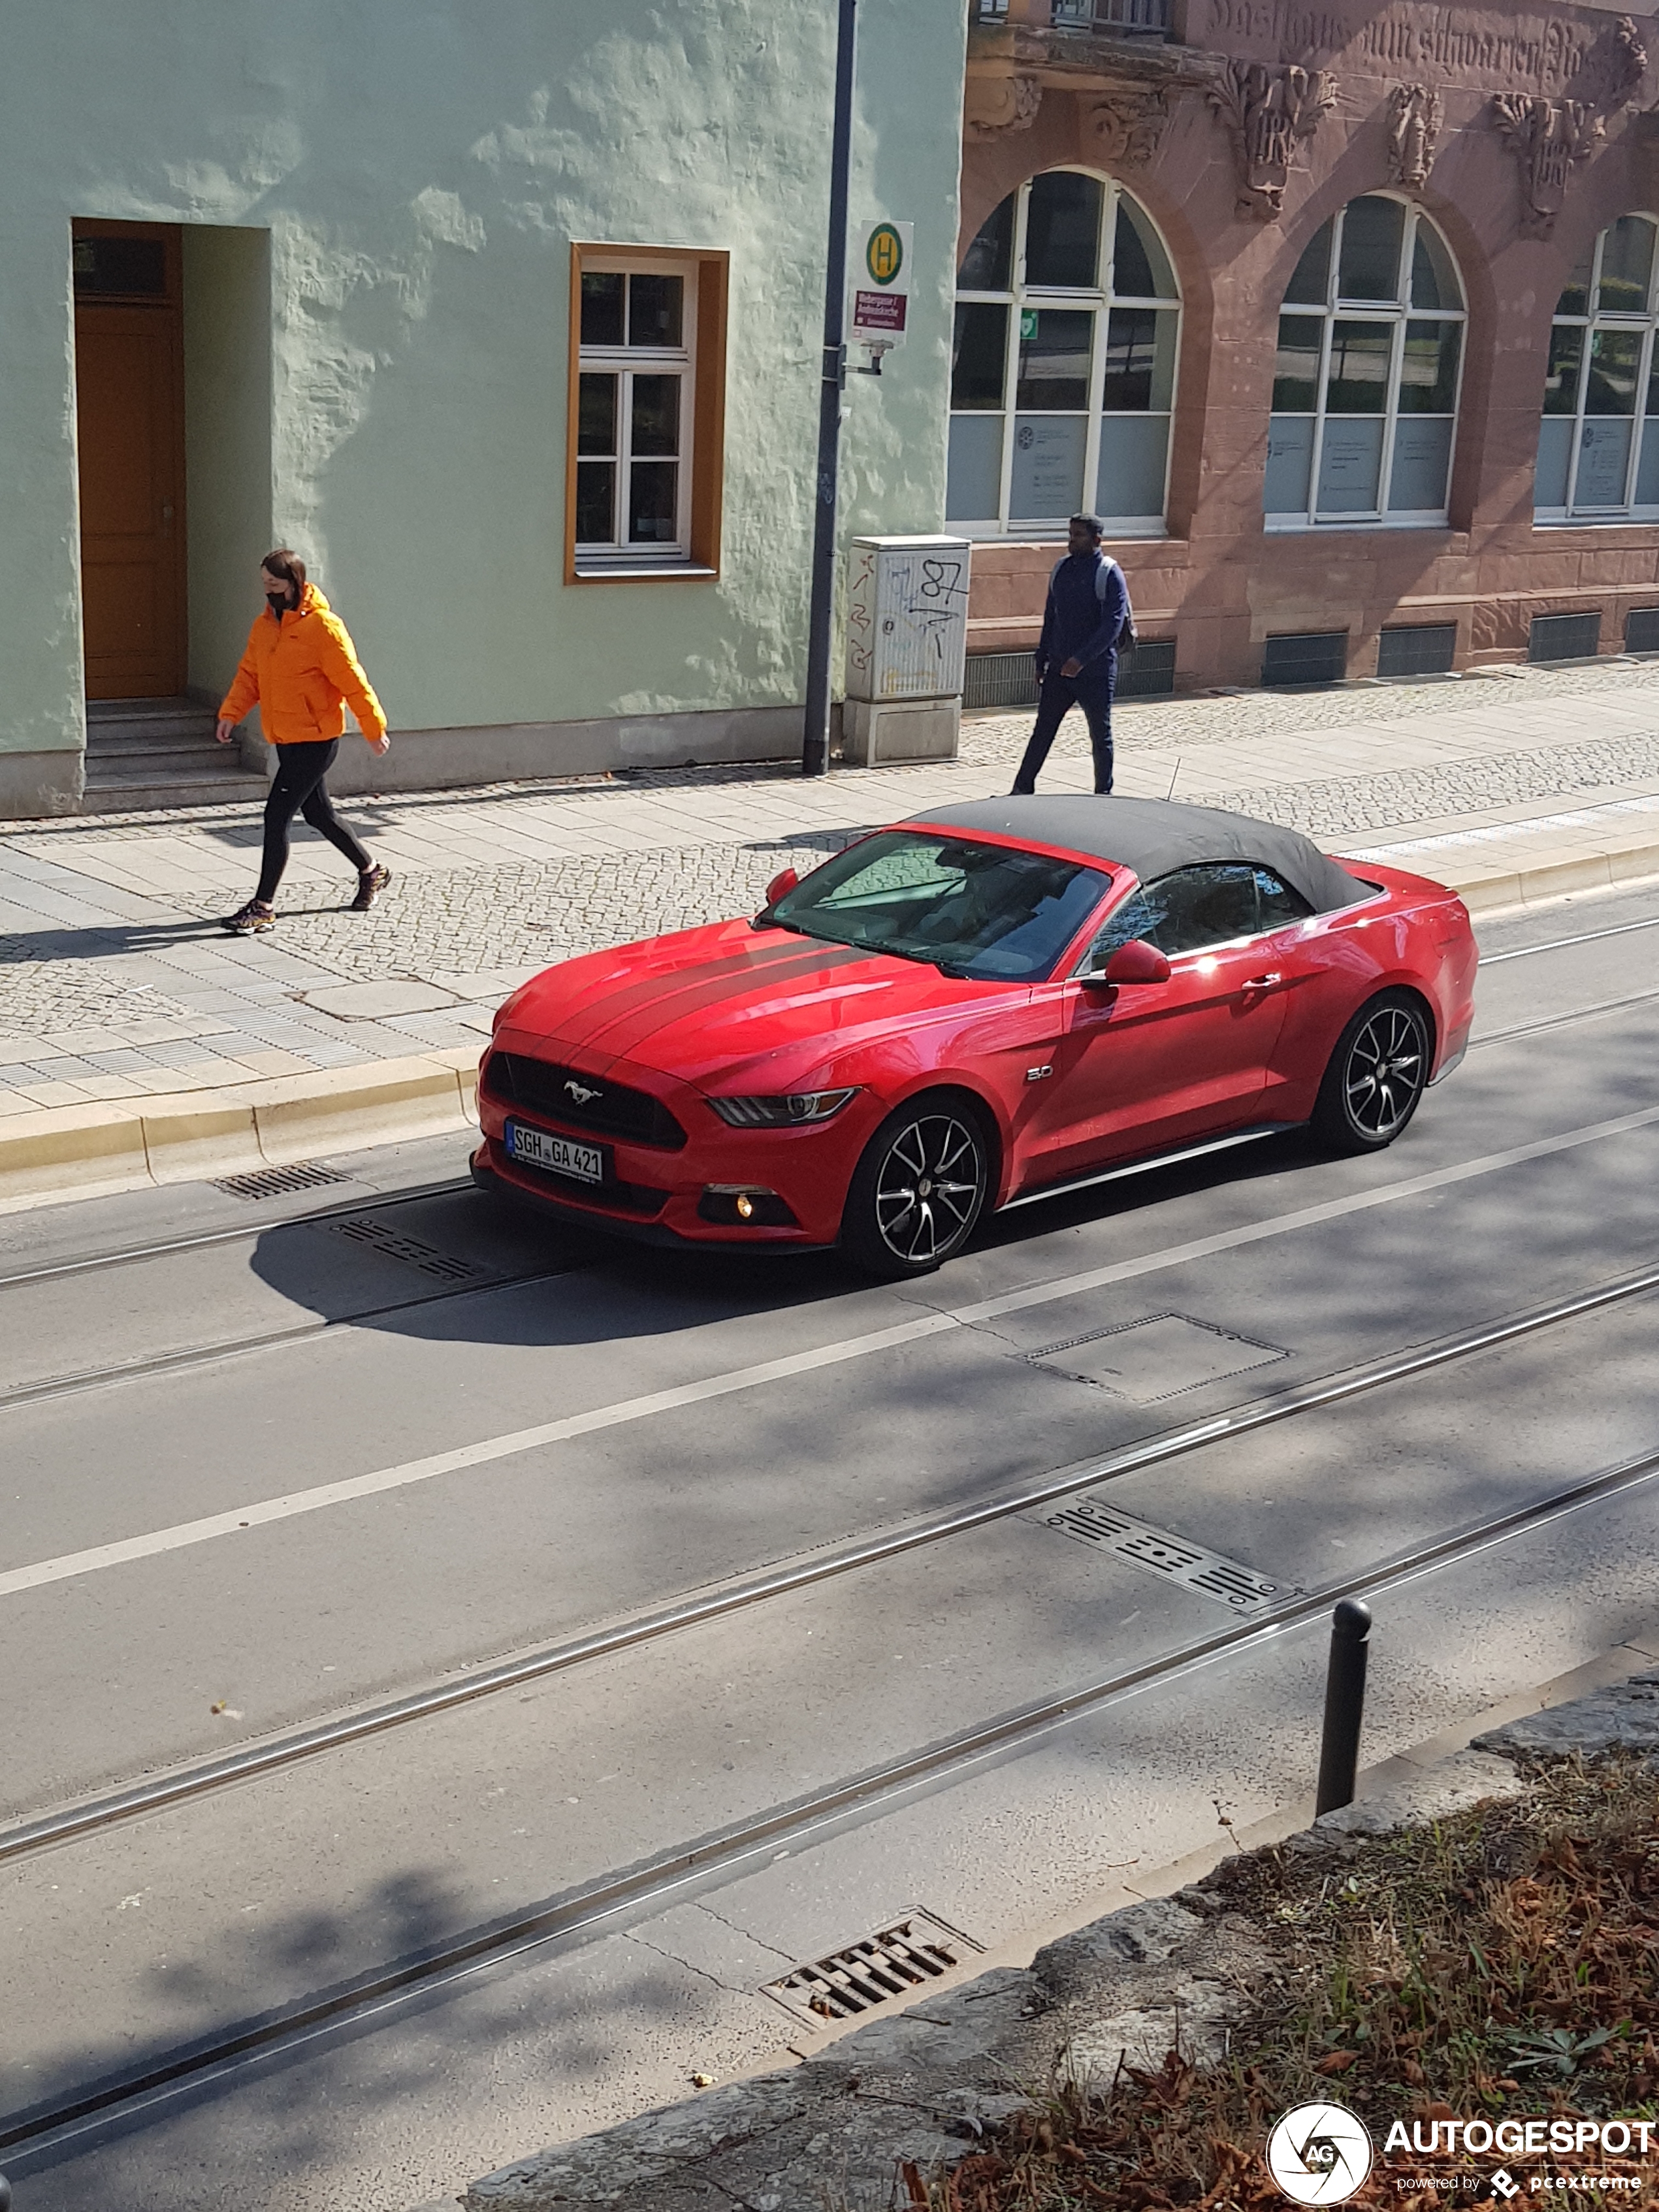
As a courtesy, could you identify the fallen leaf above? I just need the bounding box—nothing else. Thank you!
[1315,2049,1359,2074]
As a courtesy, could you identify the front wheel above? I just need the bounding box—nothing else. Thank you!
[1311,991,1431,1155]
[841,1097,991,1278]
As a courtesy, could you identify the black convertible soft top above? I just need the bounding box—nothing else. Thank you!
[905,795,1368,916]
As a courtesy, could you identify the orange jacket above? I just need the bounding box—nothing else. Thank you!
[220,583,388,747]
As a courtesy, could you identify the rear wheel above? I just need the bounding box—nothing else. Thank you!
[1312,991,1431,1154]
[841,1095,992,1278]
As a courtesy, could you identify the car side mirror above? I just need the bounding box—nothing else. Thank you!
[1098,938,1171,987]
[765,867,799,906]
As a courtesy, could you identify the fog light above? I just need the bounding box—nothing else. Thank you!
[698,1185,799,1228]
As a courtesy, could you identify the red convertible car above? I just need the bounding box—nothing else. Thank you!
[473,797,1477,1277]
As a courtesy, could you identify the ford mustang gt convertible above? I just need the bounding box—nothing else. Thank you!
[472,796,1477,1279]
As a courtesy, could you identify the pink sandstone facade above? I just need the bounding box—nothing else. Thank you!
[958,0,1659,686]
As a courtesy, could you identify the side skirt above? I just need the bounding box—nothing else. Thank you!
[998,1122,1300,1214]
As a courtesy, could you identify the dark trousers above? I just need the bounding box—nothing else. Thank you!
[256,739,372,903]
[1012,664,1116,795]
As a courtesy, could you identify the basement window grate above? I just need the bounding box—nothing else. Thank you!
[1376,623,1457,680]
[1625,607,1659,655]
[1039,1496,1291,1612]
[1529,610,1601,663]
[329,1216,484,1281]
[214,1162,351,1200]
[762,1910,981,2025]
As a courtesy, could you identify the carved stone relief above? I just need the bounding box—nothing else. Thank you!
[965,72,1043,141]
[1206,61,1339,219]
[1385,83,1443,191]
[1089,86,1172,168]
[1490,93,1604,237]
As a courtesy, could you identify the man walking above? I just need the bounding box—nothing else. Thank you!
[215,549,393,933]
[1011,514,1131,797]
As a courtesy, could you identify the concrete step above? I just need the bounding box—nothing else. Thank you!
[79,769,268,814]
[85,743,250,778]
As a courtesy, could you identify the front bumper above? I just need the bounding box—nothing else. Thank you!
[474,1061,871,1248]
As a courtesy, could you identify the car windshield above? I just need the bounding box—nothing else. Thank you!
[770,831,1110,981]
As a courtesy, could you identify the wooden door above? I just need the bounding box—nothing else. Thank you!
[73,223,185,699]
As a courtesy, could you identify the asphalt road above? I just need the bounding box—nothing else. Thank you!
[3,876,1658,2212]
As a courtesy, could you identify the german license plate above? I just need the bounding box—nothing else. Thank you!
[506,1121,605,1185]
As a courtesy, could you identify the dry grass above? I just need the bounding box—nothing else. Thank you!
[895,1757,1659,2212]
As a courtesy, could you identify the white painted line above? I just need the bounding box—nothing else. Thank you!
[6,1099,1659,1600]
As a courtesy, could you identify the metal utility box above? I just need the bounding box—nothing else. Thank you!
[843,535,971,765]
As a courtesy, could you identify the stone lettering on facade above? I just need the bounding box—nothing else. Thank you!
[1089,86,1172,168]
[1490,93,1603,237]
[965,72,1043,140]
[1207,61,1339,220]
[1385,83,1442,191]
[1203,3,1590,95]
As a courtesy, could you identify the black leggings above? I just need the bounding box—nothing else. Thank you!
[257,740,372,903]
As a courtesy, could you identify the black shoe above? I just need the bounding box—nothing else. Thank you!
[351,863,391,912]
[221,901,274,935]
[1010,784,1035,797]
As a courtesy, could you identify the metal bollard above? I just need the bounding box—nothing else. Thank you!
[1315,1597,1372,1814]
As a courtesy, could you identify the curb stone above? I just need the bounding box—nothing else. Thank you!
[0,1050,480,1216]
[449,1665,1659,2211]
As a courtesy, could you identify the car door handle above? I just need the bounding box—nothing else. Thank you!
[1242,971,1283,989]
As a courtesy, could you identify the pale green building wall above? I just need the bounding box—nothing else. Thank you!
[0,0,966,812]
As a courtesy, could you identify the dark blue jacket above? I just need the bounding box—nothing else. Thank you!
[1037,551,1129,684]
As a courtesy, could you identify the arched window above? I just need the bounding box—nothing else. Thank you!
[1536,215,1659,519]
[948,170,1180,537]
[1265,195,1464,529]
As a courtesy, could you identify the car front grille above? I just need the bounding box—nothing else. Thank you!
[483,1051,688,1151]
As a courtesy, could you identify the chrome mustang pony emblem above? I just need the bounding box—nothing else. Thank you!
[564,1078,602,1105]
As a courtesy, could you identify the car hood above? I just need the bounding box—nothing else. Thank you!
[494,920,1008,1089]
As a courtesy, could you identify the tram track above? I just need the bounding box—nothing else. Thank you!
[6,1428,1658,2162]
[5,1253,1656,1869]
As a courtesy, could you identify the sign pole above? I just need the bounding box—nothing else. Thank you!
[802,0,858,778]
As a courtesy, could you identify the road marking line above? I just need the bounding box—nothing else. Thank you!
[7,1098,1659,1600]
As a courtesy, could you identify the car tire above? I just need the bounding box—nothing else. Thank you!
[1311,989,1432,1155]
[841,1093,993,1279]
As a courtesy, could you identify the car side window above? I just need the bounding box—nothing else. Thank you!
[1078,862,1317,974]
[1254,867,1313,933]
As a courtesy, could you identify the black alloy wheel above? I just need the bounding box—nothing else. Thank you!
[1312,990,1432,1154]
[842,1097,991,1278]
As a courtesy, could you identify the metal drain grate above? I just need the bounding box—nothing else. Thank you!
[1039,1496,1290,1612]
[329,1216,484,1282]
[762,1909,981,2024]
[214,1162,351,1200]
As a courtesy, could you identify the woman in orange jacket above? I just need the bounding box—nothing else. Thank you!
[215,550,393,933]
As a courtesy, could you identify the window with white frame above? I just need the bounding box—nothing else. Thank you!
[947,170,1180,537]
[1536,214,1659,521]
[1265,195,1465,530]
[575,260,695,569]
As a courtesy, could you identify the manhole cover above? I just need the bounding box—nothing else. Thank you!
[1027,1313,1287,1403]
[214,1162,351,1200]
[329,1215,484,1282]
[762,1909,980,2025]
[1039,1495,1290,1611]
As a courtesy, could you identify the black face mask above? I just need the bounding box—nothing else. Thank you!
[266,590,291,617]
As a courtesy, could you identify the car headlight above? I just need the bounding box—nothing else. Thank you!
[707,1088,860,1127]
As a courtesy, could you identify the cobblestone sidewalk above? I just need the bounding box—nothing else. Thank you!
[3,659,1658,1118]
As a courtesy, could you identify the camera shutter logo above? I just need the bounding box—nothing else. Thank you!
[1266,2102,1376,2205]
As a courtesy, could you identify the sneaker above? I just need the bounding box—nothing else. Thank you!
[351,863,391,912]
[221,901,274,935]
